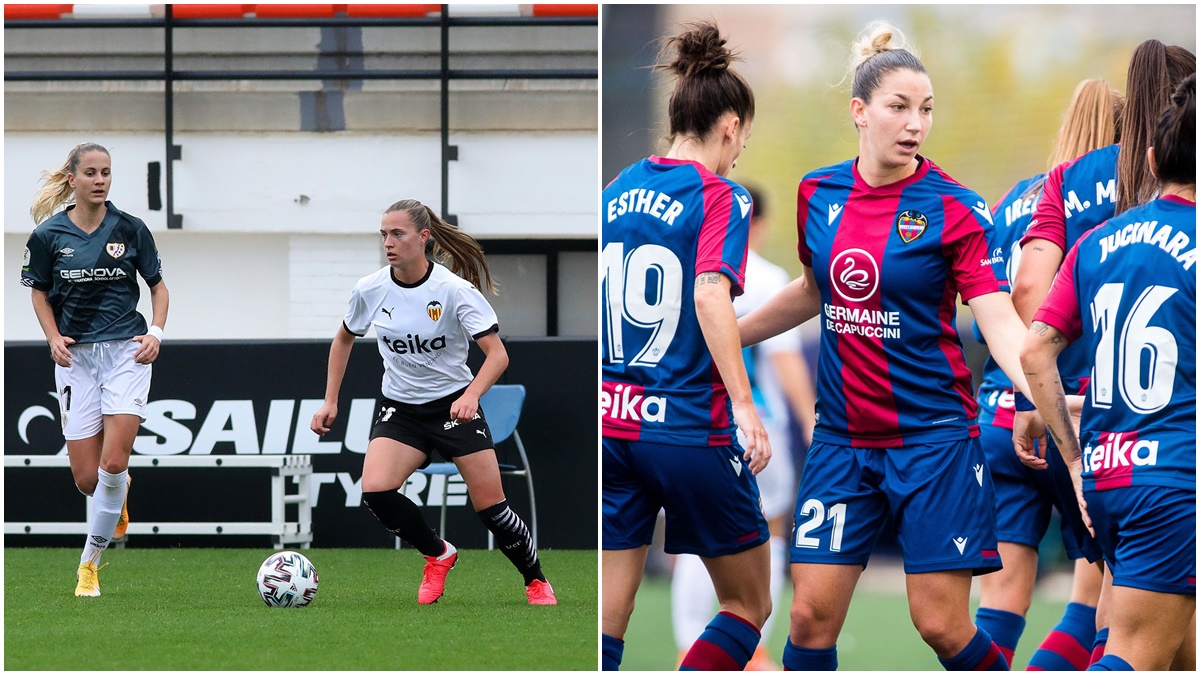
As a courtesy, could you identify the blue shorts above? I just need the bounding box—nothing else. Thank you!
[602,438,769,557]
[1086,485,1196,595]
[980,423,1102,562]
[789,438,1002,575]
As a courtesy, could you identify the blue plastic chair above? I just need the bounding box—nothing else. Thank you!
[404,384,537,550]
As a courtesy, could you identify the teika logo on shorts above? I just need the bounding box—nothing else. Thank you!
[1083,430,1159,490]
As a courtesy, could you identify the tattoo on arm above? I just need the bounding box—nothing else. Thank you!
[1033,246,1046,252]
[696,272,723,287]
[1051,334,1064,345]
[1032,321,1049,336]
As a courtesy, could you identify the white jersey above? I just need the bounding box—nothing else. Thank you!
[735,250,802,427]
[343,262,499,404]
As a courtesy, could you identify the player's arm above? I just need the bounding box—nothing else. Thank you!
[1020,320,1092,534]
[133,279,169,364]
[770,350,816,445]
[695,271,771,475]
[31,288,75,367]
[738,265,820,348]
[1011,239,1064,325]
[451,331,509,423]
[311,325,357,436]
[966,291,1033,398]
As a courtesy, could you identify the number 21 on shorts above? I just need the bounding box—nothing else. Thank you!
[794,499,847,552]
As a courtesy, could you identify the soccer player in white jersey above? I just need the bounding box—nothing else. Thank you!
[310,199,555,606]
[671,184,816,669]
[22,142,169,598]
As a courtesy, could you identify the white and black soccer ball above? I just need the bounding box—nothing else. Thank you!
[256,551,319,607]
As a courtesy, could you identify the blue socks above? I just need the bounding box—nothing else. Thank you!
[938,627,1009,671]
[1027,602,1096,670]
[781,638,837,671]
[601,633,623,671]
[1087,654,1132,671]
[679,611,760,670]
[974,607,1026,667]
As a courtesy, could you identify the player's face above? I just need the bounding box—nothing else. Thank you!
[68,151,111,208]
[715,117,753,177]
[380,209,430,267]
[852,68,933,174]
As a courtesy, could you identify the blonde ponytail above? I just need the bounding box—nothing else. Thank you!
[383,199,497,294]
[30,142,110,224]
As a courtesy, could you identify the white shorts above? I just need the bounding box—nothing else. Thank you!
[738,416,796,520]
[53,339,152,440]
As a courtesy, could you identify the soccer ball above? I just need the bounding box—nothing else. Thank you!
[256,551,319,607]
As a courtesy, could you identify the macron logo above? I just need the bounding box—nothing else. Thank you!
[953,536,968,555]
[972,201,994,225]
[730,457,742,477]
[973,464,984,487]
[736,194,752,219]
[828,203,843,225]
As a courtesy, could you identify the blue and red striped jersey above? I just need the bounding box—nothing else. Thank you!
[602,156,753,446]
[1021,143,1121,397]
[1035,195,1195,492]
[976,173,1045,430]
[798,156,1005,448]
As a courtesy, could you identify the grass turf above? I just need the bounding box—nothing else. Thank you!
[5,547,597,670]
[622,573,1071,670]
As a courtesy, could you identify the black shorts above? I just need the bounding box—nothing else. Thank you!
[369,389,495,466]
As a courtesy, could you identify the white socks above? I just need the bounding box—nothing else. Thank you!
[80,468,127,566]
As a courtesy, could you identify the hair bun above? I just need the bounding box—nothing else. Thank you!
[665,21,734,78]
[1172,71,1196,107]
[849,20,915,72]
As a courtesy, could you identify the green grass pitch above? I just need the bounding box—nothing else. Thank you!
[622,574,1070,670]
[5,548,597,670]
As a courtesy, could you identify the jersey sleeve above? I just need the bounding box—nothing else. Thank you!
[1032,241,1084,343]
[942,192,1004,302]
[134,221,163,287]
[796,177,821,267]
[1022,161,1068,252]
[695,182,750,296]
[341,283,371,336]
[456,284,499,339]
[21,229,53,291]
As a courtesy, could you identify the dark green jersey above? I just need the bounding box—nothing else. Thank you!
[21,201,163,343]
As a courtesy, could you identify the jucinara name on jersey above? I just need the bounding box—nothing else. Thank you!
[1097,219,1196,269]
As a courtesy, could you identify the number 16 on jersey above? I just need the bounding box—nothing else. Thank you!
[603,242,683,367]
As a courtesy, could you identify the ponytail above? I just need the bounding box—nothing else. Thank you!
[653,20,754,142]
[30,142,109,224]
[383,200,497,294]
[1151,73,1196,186]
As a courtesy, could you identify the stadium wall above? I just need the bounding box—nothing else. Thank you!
[5,337,597,549]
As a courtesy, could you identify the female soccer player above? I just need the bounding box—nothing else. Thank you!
[22,142,169,597]
[1020,73,1195,672]
[1010,39,1193,665]
[973,79,1122,669]
[739,21,1037,670]
[601,21,773,671]
[310,199,555,606]
[670,184,817,671]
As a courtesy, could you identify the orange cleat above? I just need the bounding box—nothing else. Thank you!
[525,579,558,605]
[114,474,131,540]
[417,542,457,604]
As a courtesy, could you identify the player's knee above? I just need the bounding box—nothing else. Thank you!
[910,613,962,655]
[789,597,839,645]
[73,476,97,496]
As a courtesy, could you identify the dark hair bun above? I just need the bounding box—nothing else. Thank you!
[665,21,734,79]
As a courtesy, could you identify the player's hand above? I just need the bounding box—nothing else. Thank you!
[731,400,771,475]
[310,402,337,436]
[1067,454,1094,538]
[131,333,161,364]
[48,335,75,367]
[450,392,480,424]
[1013,409,1049,470]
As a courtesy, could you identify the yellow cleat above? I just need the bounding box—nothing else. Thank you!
[114,474,131,540]
[74,561,108,597]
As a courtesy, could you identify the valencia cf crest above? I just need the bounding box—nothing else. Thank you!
[426,301,443,321]
[895,210,928,244]
[106,242,126,259]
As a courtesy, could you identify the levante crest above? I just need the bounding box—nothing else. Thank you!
[895,210,928,244]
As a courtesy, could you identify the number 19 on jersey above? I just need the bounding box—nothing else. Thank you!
[603,242,683,367]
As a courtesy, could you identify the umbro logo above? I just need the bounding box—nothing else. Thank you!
[736,193,752,218]
[972,201,994,225]
[828,203,843,224]
[953,536,968,555]
[91,535,108,545]
[973,464,984,487]
[59,247,75,258]
[730,457,742,477]
[380,307,393,319]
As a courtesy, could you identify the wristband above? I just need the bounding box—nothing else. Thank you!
[1013,391,1037,412]
[147,325,164,342]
